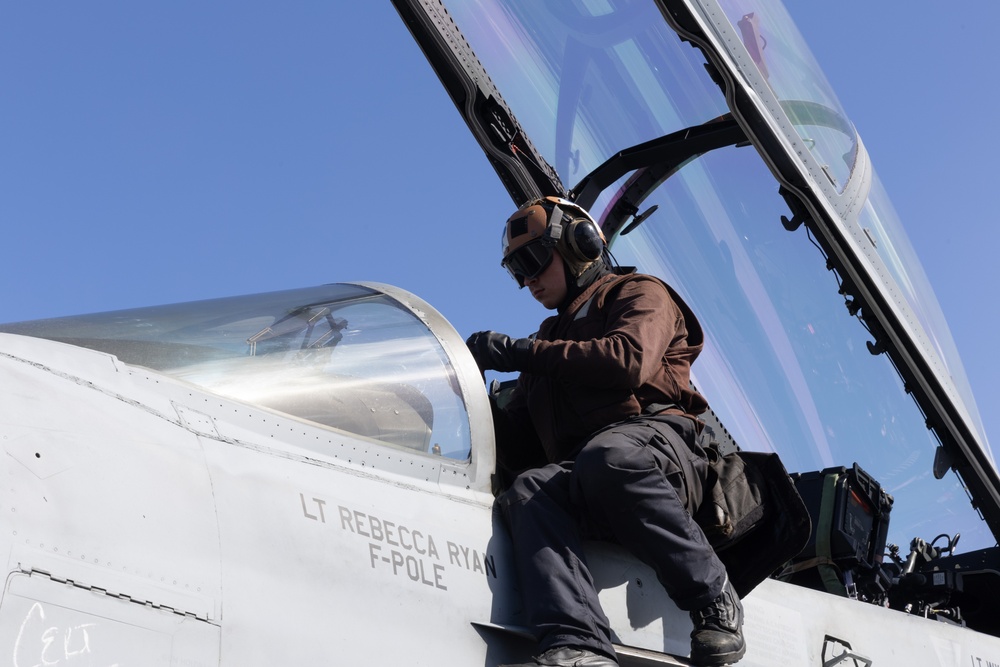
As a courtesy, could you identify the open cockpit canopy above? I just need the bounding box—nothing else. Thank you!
[393,0,998,549]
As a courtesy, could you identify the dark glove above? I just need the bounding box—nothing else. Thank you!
[465,331,533,373]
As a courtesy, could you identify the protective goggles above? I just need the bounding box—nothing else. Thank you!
[501,239,554,288]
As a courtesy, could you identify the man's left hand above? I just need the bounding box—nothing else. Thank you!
[466,331,533,373]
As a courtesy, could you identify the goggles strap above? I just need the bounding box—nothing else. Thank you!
[544,203,564,245]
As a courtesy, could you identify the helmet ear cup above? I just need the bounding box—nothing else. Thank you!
[564,217,605,262]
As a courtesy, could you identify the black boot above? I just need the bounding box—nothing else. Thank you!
[501,646,618,667]
[689,576,745,665]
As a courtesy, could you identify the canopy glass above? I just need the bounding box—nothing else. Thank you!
[0,284,473,461]
[442,0,992,548]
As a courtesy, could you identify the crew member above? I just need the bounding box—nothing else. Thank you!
[466,197,745,667]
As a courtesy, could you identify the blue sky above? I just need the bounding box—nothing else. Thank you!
[2,2,997,453]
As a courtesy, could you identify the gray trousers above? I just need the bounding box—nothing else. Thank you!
[498,415,728,658]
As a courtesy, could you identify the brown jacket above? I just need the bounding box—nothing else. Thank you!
[496,270,708,465]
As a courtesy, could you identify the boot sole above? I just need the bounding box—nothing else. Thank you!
[689,643,747,666]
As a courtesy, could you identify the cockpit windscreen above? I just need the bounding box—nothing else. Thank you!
[0,284,472,460]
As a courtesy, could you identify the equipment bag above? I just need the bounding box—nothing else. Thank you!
[694,447,812,598]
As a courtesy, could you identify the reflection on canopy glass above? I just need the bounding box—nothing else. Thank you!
[608,146,990,550]
[0,285,472,460]
[442,0,993,549]
[717,0,857,191]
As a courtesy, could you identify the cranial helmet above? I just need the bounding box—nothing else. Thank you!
[501,196,606,287]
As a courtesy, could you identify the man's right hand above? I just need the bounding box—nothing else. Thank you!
[465,331,533,373]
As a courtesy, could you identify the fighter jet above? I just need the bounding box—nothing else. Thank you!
[0,0,998,665]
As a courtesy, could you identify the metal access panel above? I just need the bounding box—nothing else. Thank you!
[0,572,219,667]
